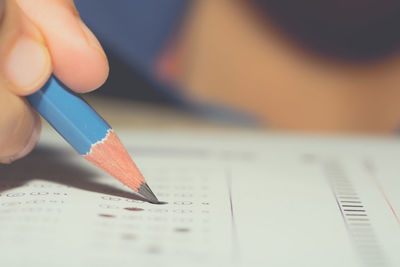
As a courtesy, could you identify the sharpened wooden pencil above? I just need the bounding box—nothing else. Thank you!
[27,76,159,203]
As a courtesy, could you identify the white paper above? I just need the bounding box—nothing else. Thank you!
[0,129,399,267]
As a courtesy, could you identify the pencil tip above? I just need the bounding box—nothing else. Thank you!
[83,129,160,203]
[138,183,159,204]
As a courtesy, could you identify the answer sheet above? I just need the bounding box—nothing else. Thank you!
[0,129,399,267]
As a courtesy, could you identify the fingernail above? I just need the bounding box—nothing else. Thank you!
[0,112,41,164]
[5,37,50,91]
[78,20,105,54]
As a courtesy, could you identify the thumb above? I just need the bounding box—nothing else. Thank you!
[0,0,49,163]
[0,0,52,95]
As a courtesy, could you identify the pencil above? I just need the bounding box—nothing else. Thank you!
[27,76,159,204]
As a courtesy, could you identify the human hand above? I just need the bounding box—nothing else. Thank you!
[0,0,109,163]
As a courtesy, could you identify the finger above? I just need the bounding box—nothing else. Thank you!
[0,0,52,96]
[0,1,44,163]
[16,0,109,93]
[0,88,41,164]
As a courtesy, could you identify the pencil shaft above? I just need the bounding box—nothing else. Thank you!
[27,76,110,155]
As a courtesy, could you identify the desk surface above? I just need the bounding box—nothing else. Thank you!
[74,96,256,132]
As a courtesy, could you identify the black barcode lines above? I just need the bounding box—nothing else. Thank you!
[324,161,388,267]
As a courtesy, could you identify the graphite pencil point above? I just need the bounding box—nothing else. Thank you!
[137,183,159,204]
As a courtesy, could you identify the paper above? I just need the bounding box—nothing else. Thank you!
[0,129,399,267]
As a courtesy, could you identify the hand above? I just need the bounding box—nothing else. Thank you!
[0,0,109,163]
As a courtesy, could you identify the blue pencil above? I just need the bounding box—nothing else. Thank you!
[27,76,158,203]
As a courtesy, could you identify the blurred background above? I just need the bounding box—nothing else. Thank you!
[75,0,400,133]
